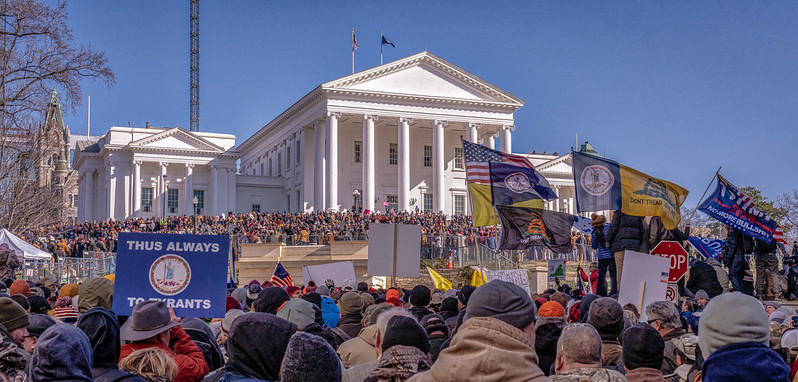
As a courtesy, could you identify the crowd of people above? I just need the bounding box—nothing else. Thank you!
[1,266,797,382]
[19,211,498,260]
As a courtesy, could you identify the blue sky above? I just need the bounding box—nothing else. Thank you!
[61,1,798,207]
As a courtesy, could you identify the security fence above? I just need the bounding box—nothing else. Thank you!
[22,252,116,284]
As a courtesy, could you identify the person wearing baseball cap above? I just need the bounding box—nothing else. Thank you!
[119,300,209,382]
[408,280,549,382]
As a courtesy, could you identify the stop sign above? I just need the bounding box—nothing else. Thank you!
[651,240,689,282]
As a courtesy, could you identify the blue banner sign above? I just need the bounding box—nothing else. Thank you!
[112,232,229,318]
[698,175,778,243]
[687,236,726,261]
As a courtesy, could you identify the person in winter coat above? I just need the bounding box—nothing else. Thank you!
[280,332,341,382]
[334,292,365,345]
[648,216,690,249]
[120,301,209,382]
[723,229,754,294]
[754,237,782,299]
[77,277,114,314]
[119,348,178,382]
[407,286,434,322]
[550,323,625,382]
[342,308,415,382]
[364,315,431,382]
[407,280,551,382]
[645,301,689,376]
[28,323,94,382]
[586,297,625,367]
[705,257,730,293]
[607,211,647,288]
[685,259,724,299]
[77,307,147,382]
[203,313,297,382]
[699,292,789,381]
[420,314,449,364]
[0,325,28,381]
[338,303,393,367]
[535,302,566,376]
[622,324,668,382]
[591,215,616,296]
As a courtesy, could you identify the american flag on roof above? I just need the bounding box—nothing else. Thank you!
[270,261,293,287]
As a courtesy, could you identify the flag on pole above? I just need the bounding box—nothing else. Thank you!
[697,174,780,243]
[471,268,486,287]
[270,261,293,287]
[352,28,358,51]
[427,267,452,290]
[495,206,575,254]
[381,34,395,47]
[572,151,688,230]
[463,139,554,227]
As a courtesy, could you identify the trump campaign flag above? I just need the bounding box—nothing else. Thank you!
[572,151,688,230]
[688,236,726,261]
[697,174,780,243]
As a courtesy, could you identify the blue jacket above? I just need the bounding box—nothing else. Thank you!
[702,342,789,382]
[591,223,613,260]
[321,295,340,328]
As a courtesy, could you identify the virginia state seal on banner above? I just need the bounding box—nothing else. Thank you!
[580,165,614,196]
[149,254,192,296]
[505,172,533,193]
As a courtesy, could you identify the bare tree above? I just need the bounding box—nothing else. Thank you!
[0,0,115,231]
[777,190,798,244]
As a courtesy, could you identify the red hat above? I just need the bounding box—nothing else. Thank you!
[386,297,404,308]
[286,286,301,297]
[225,296,242,312]
[538,301,565,318]
[9,280,30,297]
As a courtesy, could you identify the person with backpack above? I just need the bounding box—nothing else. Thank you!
[590,214,616,297]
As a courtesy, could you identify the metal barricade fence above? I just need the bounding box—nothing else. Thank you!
[23,254,116,284]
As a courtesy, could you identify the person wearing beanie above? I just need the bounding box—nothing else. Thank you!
[51,296,79,323]
[9,294,29,313]
[357,281,369,293]
[621,323,667,382]
[276,298,316,331]
[0,297,30,348]
[333,291,364,346]
[230,288,248,311]
[9,279,30,297]
[364,315,431,382]
[280,332,342,382]
[420,314,449,363]
[285,285,302,299]
[24,314,56,354]
[317,284,330,296]
[408,280,549,382]
[252,287,289,315]
[408,285,434,321]
[551,323,625,382]
[28,295,49,315]
[535,301,566,376]
[305,280,317,293]
[586,297,625,367]
[225,296,242,312]
[698,292,789,381]
[338,303,393,367]
[360,292,375,308]
[438,297,459,321]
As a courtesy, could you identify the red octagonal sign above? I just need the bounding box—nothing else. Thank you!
[651,240,689,282]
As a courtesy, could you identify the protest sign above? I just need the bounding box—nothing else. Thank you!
[367,223,421,282]
[486,269,530,295]
[113,232,229,318]
[302,261,356,287]
[617,250,670,322]
[547,258,566,282]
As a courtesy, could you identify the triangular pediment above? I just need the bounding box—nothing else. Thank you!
[129,127,223,152]
[322,51,524,107]
[538,154,573,173]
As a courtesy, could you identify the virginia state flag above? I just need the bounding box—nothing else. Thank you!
[572,151,688,230]
[490,162,557,206]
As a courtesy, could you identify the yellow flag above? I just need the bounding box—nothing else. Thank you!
[427,267,452,290]
[619,165,688,230]
[471,268,486,287]
[470,183,544,227]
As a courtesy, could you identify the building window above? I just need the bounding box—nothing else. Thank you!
[389,143,398,165]
[287,146,291,168]
[296,190,301,211]
[260,163,264,176]
[423,145,432,167]
[454,194,465,216]
[277,153,282,176]
[167,188,179,214]
[296,141,301,165]
[454,147,464,170]
[387,194,398,211]
[423,193,433,212]
[287,195,291,212]
[69,149,75,169]
[269,158,273,176]
[193,190,204,215]
[252,204,260,213]
[354,141,362,163]
[141,187,153,212]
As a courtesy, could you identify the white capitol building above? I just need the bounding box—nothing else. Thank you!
[73,52,581,221]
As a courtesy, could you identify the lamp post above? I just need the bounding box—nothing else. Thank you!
[192,196,198,233]
[352,189,360,213]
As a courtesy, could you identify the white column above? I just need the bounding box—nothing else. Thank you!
[433,120,447,213]
[467,122,480,143]
[501,125,514,153]
[89,170,96,221]
[159,162,168,217]
[554,185,561,212]
[486,133,496,150]
[133,161,141,217]
[398,117,412,212]
[108,166,116,219]
[313,120,325,211]
[184,164,194,216]
[325,111,341,211]
[210,165,218,215]
[362,114,377,212]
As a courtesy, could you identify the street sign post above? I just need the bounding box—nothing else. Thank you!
[651,240,689,283]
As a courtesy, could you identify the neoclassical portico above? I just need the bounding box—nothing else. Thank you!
[238,51,522,215]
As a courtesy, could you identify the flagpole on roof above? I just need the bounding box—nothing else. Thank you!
[380,31,384,65]
[351,27,356,74]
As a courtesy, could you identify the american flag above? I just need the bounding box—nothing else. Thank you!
[462,139,535,184]
[774,225,786,245]
[270,261,293,287]
[352,31,358,51]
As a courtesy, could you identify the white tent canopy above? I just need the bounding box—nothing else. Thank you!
[0,229,52,261]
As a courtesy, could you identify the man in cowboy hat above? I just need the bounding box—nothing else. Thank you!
[119,300,208,382]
